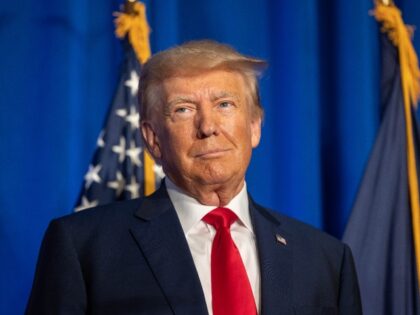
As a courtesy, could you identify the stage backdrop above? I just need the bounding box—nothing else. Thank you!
[0,0,419,314]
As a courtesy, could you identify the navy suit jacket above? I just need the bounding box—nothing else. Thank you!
[26,185,362,315]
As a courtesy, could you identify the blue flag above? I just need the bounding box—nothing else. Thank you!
[343,7,420,315]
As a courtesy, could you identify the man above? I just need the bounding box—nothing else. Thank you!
[26,40,362,315]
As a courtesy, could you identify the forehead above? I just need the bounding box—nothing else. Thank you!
[160,70,247,100]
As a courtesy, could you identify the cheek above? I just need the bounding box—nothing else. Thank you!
[161,125,193,156]
[238,119,255,143]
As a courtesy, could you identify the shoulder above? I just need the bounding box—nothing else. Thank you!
[44,197,148,250]
[251,202,361,312]
[47,184,171,244]
[252,200,349,258]
[52,197,143,228]
[276,210,342,248]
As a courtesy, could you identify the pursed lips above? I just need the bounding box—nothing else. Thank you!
[194,148,231,159]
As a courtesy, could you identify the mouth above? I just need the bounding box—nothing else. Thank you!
[194,149,231,159]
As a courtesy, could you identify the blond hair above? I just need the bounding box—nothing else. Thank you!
[138,40,267,121]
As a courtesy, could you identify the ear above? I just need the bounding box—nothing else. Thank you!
[141,121,162,161]
[250,116,262,148]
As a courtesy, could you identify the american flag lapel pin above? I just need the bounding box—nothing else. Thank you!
[275,234,287,246]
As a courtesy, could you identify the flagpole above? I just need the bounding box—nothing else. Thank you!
[123,0,137,14]
[114,1,156,195]
[376,0,393,6]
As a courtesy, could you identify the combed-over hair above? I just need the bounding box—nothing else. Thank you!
[138,40,267,121]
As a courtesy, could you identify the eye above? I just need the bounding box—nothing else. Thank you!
[174,107,191,113]
[170,105,195,121]
[218,101,233,109]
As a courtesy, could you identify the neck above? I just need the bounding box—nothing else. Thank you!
[167,176,245,206]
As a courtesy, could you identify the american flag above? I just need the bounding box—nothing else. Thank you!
[75,41,164,211]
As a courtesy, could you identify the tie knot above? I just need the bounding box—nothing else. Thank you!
[202,207,238,230]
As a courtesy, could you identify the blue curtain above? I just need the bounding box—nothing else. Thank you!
[1,0,419,313]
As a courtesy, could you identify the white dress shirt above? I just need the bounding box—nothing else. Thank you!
[165,178,261,315]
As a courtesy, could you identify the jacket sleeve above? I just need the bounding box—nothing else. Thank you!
[338,244,363,315]
[25,219,87,314]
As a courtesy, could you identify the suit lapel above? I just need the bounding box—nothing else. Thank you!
[130,185,208,315]
[249,198,294,315]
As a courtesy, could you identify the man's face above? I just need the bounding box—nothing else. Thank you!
[142,69,261,194]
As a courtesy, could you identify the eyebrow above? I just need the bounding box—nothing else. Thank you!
[166,91,241,108]
[167,96,196,107]
[209,91,240,102]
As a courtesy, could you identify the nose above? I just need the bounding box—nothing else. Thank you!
[196,107,219,139]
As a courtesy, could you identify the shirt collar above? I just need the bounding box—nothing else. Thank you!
[165,177,254,235]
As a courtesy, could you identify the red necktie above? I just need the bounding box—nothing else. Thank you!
[203,207,257,315]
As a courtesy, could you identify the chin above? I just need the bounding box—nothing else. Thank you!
[195,166,241,186]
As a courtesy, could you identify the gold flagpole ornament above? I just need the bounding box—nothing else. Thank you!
[114,0,151,64]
